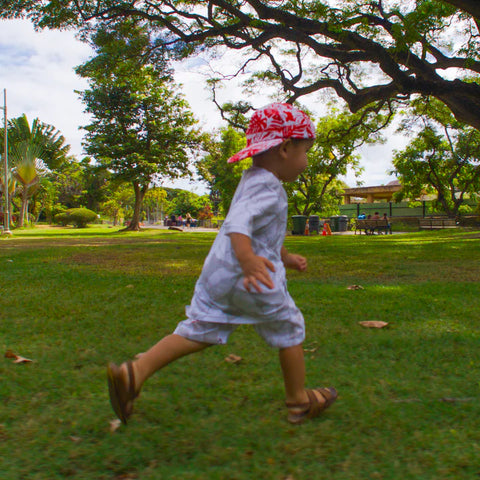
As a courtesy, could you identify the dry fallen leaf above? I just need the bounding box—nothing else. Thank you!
[441,397,474,403]
[347,284,364,290]
[359,321,389,329]
[225,354,243,364]
[69,436,82,443]
[110,419,122,432]
[5,350,33,363]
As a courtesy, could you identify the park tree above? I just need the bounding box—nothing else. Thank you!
[143,187,169,224]
[80,158,111,212]
[49,158,89,210]
[170,190,212,218]
[76,19,200,231]
[392,97,480,218]
[100,182,136,226]
[197,127,250,215]
[2,1,480,131]
[3,114,70,227]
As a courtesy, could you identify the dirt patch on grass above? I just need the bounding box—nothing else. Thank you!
[61,249,202,276]
[1,236,177,249]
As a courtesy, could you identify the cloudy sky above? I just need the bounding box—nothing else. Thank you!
[0,18,404,192]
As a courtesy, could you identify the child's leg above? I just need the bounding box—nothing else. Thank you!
[132,334,209,389]
[108,334,209,423]
[279,344,337,424]
[279,344,309,405]
[116,334,209,394]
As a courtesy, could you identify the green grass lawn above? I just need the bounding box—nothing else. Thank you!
[1,226,480,479]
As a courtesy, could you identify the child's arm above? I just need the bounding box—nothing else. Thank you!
[229,233,275,292]
[281,246,307,271]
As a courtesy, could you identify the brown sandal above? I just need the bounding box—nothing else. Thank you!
[107,360,139,425]
[286,387,337,425]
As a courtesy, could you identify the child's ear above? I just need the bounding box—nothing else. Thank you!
[279,139,292,157]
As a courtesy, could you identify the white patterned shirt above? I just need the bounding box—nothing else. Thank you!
[185,166,304,328]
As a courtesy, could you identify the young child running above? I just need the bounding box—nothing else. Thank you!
[107,103,337,425]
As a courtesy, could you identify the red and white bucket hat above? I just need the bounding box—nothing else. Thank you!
[228,102,316,163]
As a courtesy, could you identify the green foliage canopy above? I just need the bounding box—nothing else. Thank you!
[3,1,480,130]
[392,97,480,217]
[76,19,200,230]
[197,127,250,215]
[2,114,70,227]
[286,107,386,216]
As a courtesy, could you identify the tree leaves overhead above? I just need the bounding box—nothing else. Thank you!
[2,1,480,130]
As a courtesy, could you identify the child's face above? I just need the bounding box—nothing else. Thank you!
[276,138,314,182]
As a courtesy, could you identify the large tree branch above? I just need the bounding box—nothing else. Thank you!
[441,0,480,23]
[3,0,480,129]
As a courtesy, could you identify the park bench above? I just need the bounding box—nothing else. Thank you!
[355,218,392,235]
[419,218,457,229]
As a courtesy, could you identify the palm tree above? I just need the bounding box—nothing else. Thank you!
[10,142,44,226]
[6,115,70,227]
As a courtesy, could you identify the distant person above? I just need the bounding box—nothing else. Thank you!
[369,212,380,234]
[185,212,193,228]
[383,213,392,234]
[107,103,337,427]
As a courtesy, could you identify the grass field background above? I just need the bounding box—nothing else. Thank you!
[1,227,479,479]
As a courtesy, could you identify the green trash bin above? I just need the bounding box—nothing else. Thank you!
[292,215,307,235]
[308,215,320,234]
[338,215,349,232]
[329,215,340,232]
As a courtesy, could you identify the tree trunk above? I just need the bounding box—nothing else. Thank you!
[123,181,147,231]
[17,189,29,228]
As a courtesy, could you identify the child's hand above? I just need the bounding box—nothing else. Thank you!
[283,253,307,271]
[240,255,276,293]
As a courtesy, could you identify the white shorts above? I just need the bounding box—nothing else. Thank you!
[173,316,305,349]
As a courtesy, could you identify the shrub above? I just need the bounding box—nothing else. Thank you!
[66,208,98,228]
[53,208,98,228]
[54,212,70,226]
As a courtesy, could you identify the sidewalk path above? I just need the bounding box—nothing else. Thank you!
[147,225,406,235]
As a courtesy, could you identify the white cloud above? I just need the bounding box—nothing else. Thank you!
[0,19,92,158]
[0,18,407,193]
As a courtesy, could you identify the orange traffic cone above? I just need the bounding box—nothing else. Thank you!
[322,223,332,236]
[304,221,309,236]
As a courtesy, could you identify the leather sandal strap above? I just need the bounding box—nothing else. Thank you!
[126,360,136,399]
[286,401,310,408]
[305,388,337,419]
